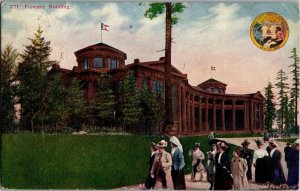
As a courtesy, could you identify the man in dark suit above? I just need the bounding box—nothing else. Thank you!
[214,142,233,190]
[269,141,286,185]
[284,143,292,169]
[145,142,158,189]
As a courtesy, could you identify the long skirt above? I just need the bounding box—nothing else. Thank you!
[246,163,252,180]
[271,164,286,185]
[255,157,271,183]
[214,165,233,190]
[287,165,299,187]
[171,168,186,190]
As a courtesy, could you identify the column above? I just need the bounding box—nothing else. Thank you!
[213,98,216,131]
[205,98,209,132]
[187,92,191,133]
[181,87,186,133]
[191,94,195,133]
[260,104,263,130]
[232,99,236,131]
[222,99,225,131]
[177,85,182,134]
[199,96,202,132]
[244,102,249,131]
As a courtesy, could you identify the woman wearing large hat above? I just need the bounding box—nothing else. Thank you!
[214,141,233,190]
[150,140,172,189]
[169,136,186,190]
[253,139,271,183]
[191,142,205,182]
[240,139,253,180]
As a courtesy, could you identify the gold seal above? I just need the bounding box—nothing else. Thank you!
[250,12,289,51]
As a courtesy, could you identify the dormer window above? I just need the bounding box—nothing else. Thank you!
[109,58,119,69]
[82,59,89,69]
[94,57,103,68]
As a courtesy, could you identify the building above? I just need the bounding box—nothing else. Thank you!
[49,42,265,135]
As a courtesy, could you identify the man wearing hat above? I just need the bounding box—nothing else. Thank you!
[287,140,299,187]
[269,141,286,185]
[191,142,205,182]
[150,140,172,189]
[240,139,253,180]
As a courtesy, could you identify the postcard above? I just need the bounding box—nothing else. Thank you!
[1,0,299,190]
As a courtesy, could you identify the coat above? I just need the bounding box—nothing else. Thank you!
[287,149,299,187]
[151,150,172,175]
[231,157,249,190]
[192,149,205,166]
[172,147,185,171]
[270,149,286,185]
[214,151,233,190]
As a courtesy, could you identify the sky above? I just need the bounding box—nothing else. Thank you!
[1,1,299,97]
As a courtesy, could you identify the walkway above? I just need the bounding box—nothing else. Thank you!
[116,137,297,190]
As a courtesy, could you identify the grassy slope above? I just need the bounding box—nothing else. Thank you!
[1,133,250,189]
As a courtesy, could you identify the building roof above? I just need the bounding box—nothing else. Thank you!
[74,42,127,59]
[198,78,227,87]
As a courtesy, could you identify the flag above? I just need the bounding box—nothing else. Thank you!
[211,66,216,71]
[101,22,109,31]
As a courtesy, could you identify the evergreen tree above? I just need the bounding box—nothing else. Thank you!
[286,98,296,133]
[142,2,186,132]
[93,73,115,127]
[264,82,276,132]
[121,72,142,133]
[289,48,299,131]
[16,26,57,131]
[0,45,18,132]
[40,73,66,129]
[275,69,289,133]
[65,78,86,130]
[140,86,162,135]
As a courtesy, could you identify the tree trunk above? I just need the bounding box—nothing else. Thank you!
[164,2,173,133]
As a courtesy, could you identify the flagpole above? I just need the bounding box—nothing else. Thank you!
[101,22,103,43]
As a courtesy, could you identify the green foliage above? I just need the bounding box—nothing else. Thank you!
[65,78,86,129]
[140,86,162,135]
[0,45,18,132]
[122,72,142,132]
[143,3,186,25]
[16,27,58,131]
[264,82,276,131]
[93,73,115,126]
[288,48,299,131]
[40,73,67,128]
[275,69,290,133]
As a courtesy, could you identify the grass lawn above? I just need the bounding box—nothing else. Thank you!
[276,138,298,143]
[1,133,242,189]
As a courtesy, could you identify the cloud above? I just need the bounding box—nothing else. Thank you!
[2,2,299,97]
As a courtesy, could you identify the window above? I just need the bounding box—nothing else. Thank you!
[213,87,219,93]
[94,57,103,68]
[82,59,89,69]
[109,59,119,69]
[152,80,164,94]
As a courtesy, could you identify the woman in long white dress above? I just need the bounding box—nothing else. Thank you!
[253,139,271,183]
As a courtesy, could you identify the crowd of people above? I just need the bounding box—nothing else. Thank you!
[144,136,299,190]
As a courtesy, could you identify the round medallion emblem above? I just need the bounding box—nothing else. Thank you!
[250,12,289,51]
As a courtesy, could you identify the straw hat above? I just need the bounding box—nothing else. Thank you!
[157,140,168,148]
